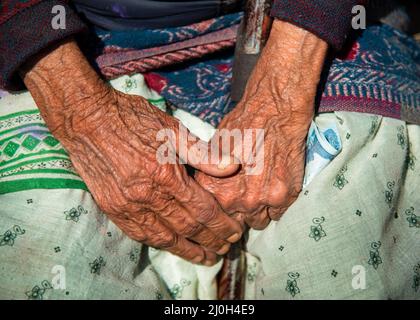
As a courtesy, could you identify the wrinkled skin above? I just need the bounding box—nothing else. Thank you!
[196,20,328,229]
[22,40,243,265]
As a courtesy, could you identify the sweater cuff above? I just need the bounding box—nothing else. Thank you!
[0,0,87,91]
[270,0,360,51]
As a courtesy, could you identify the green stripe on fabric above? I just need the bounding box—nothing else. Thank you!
[0,168,79,178]
[0,155,71,174]
[0,178,88,194]
[0,109,39,121]
[147,98,165,103]
[0,150,68,168]
[0,129,49,145]
[0,123,47,136]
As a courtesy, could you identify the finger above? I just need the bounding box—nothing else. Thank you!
[245,207,271,230]
[194,171,241,215]
[178,179,244,243]
[173,123,239,177]
[165,234,218,266]
[189,227,231,255]
[155,200,231,254]
[119,210,213,264]
[267,206,286,221]
[204,250,219,266]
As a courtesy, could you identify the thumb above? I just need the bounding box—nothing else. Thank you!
[173,123,239,177]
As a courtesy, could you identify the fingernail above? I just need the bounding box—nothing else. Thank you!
[203,259,215,266]
[216,243,230,255]
[227,233,241,243]
[192,255,203,263]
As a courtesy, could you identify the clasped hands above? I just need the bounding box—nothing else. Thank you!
[23,21,327,266]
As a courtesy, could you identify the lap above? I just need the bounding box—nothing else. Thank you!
[0,75,170,299]
[245,111,420,299]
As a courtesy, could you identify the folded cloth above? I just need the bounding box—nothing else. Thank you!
[91,13,242,80]
[94,12,242,50]
[145,24,420,127]
[98,28,237,79]
[100,40,236,79]
[97,26,238,67]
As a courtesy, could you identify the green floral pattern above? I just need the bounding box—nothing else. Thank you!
[369,116,380,135]
[407,143,416,171]
[26,280,53,300]
[309,217,327,241]
[368,241,382,270]
[64,205,88,222]
[247,262,257,282]
[397,125,406,149]
[123,78,137,93]
[0,225,25,246]
[89,256,106,275]
[129,248,141,262]
[384,181,395,208]
[169,279,191,299]
[333,165,349,190]
[405,207,419,228]
[285,272,300,297]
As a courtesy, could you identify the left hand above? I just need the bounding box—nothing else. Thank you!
[196,20,328,229]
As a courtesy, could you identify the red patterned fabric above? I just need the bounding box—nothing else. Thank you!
[100,40,236,80]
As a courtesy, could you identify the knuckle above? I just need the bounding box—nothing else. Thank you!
[156,166,179,188]
[268,182,289,207]
[197,205,218,224]
[154,232,177,249]
[243,193,261,212]
[124,181,155,204]
[180,222,204,238]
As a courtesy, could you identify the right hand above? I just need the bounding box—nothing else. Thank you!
[22,40,243,266]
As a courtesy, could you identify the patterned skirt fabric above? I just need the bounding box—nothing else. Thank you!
[0,76,172,299]
[244,111,420,299]
[1,79,419,299]
[1,23,419,300]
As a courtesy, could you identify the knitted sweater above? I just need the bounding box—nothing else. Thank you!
[0,0,361,91]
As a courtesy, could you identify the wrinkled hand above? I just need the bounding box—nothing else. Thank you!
[196,92,311,230]
[22,40,243,265]
[196,21,328,229]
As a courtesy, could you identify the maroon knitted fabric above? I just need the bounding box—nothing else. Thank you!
[0,0,86,91]
[270,0,366,51]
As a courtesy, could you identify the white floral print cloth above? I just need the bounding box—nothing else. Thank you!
[244,112,420,299]
[0,74,419,299]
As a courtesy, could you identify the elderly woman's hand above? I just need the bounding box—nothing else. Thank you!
[22,39,243,265]
[196,21,328,229]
